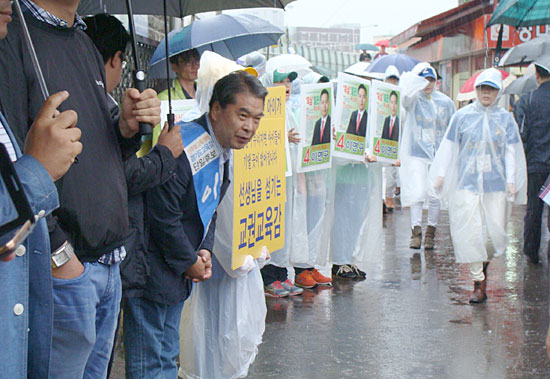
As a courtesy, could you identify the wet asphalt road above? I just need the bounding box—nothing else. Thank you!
[247,204,550,379]
[112,203,550,378]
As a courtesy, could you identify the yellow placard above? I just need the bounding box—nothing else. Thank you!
[232,86,287,269]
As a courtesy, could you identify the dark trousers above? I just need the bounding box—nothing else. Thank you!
[524,172,550,259]
[261,264,287,286]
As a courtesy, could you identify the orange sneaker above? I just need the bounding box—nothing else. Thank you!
[295,270,317,288]
[311,269,332,286]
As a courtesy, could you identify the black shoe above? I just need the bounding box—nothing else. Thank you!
[332,264,358,279]
[350,264,366,278]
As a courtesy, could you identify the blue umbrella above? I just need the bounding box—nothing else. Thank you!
[148,13,283,78]
[356,43,379,51]
[365,53,420,74]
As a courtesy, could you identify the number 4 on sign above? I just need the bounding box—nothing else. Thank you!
[336,134,345,150]
[303,148,310,164]
[374,139,381,154]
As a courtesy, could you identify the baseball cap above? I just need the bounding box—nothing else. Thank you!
[418,67,436,80]
[474,68,502,91]
[273,69,298,83]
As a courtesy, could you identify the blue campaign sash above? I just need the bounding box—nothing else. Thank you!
[179,122,222,237]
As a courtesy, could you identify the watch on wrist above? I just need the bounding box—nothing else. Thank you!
[51,241,74,269]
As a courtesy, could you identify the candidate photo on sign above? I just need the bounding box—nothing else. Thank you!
[346,84,368,137]
[381,91,400,142]
[311,89,331,146]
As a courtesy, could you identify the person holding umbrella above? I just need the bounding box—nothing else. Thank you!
[158,49,200,100]
[399,62,455,250]
[514,56,550,264]
[429,68,526,303]
[0,1,162,377]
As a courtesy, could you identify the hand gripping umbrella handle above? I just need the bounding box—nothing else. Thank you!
[133,70,153,135]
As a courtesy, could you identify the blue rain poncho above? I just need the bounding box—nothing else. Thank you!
[399,63,456,207]
[428,68,527,263]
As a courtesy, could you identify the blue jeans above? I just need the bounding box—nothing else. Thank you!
[123,297,185,379]
[50,261,122,379]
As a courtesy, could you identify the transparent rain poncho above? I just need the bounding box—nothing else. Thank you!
[399,63,456,207]
[291,72,334,268]
[260,70,309,267]
[329,159,383,266]
[178,52,268,379]
[428,68,527,263]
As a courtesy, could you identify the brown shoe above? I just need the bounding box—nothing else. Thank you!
[469,280,487,303]
[409,226,422,249]
[424,225,436,250]
[385,197,394,211]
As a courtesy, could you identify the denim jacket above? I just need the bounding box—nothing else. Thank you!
[0,112,58,378]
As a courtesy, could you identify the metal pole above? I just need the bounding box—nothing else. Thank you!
[125,0,152,136]
[163,0,174,130]
[13,0,49,101]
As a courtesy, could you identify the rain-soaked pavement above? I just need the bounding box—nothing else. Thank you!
[247,204,550,379]
[112,203,550,379]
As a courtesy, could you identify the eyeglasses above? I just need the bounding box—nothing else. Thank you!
[177,58,200,67]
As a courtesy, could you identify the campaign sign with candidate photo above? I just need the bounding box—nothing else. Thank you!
[368,80,401,164]
[332,72,371,162]
[297,83,333,173]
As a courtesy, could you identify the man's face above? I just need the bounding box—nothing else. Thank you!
[320,92,329,117]
[385,77,399,86]
[274,77,291,100]
[0,0,12,39]
[171,56,200,82]
[390,94,398,116]
[357,87,367,111]
[476,85,499,107]
[210,92,265,149]
[423,77,436,95]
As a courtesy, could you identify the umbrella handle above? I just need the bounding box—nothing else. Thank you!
[133,70,153,135]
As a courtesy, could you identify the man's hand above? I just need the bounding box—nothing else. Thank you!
[332,126,336,141]
[51,251,85,279]
[157,123,184,159]
[119,88,161,138]
[393,159,401,167]
[288,128,301,144]
[365,155,377,163]
[197,249,212,281]
[184,256,206,283]
[24,91,82,181]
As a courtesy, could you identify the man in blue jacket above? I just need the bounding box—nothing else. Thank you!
[514,56,550,265]
[123,70,268,378]
[0,4,82,378]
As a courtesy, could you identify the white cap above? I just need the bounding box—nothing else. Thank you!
[474,67,502,91]
[534,55,550,74]
[384,65,400,81]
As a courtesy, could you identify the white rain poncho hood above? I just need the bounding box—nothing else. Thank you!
[398,62,456,207]
[178,54,267,379]
[428,67,527,263]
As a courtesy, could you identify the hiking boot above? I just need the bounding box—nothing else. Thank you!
[264,281,290,298]
[332,264,358,279]
[409,226,422,249]
[295,270,317,288]
[469,280,487,304]
[424,225,436,250]
[281,279,304,295]
[385,197,394,211]
[310,269,332,286]
[350,264,366,278]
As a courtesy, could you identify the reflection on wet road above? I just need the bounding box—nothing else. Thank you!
[248,206,550,378]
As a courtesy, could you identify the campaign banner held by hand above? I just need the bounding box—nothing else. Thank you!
[232,86,287,269]
[368,81,401,164]
[297,83,333,173]
[333,73,371,162]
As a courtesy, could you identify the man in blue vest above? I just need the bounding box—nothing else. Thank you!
[123,70,268,378]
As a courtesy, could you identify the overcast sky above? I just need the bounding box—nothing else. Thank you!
[284,0,458,38]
